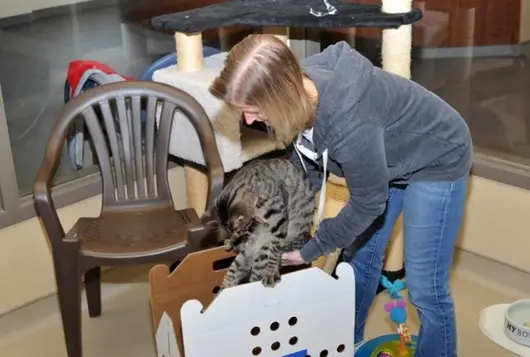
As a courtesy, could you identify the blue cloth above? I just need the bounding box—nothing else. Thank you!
[282,350,307,357]
[347,175,468,357]
[138,46,221,81]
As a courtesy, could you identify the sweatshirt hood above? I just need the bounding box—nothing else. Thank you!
[300,41,375,155]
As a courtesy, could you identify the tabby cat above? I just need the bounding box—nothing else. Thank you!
[215,158,316,290]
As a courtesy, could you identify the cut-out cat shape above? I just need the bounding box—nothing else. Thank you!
[151,0,423,34]
[179,263,356,357]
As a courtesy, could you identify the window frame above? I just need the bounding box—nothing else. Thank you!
[0,85,103,228]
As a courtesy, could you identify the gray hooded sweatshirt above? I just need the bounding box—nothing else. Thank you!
[293,41,473,263]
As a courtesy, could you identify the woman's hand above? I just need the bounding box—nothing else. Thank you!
[281,250,306,266]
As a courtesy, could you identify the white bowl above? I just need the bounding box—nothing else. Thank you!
[504,299,530,347]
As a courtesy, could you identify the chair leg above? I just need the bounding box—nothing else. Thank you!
[54,252,82,357]
[85,267,102,318]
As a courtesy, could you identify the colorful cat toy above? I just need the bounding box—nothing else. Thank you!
[381,276,413,356]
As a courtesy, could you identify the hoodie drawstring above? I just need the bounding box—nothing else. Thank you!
[294,134,329,225]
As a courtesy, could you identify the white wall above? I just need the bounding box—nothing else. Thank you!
[0,0,90,19]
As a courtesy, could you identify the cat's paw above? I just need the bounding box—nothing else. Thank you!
[231,244,243,254]
[223,239,233,251]
[261,269,281,288]
[220,278,236,290]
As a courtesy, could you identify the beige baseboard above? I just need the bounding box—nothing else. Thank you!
[453,248,530,296]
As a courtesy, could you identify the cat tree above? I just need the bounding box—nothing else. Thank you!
[150,0,420,272]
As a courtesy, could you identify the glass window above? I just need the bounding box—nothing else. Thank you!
[0,3,178,197]
[321,0,530,166]
[2,0,528,199]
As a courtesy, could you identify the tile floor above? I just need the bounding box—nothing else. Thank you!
[0,252,527,357]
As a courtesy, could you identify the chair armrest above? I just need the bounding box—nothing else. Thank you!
[34,168,66,245]
[188,207,220,252]
[33,121,70,244]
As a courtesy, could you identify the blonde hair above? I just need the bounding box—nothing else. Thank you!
[209,34,315,145]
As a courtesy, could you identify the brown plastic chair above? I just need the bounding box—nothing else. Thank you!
[33,81,224,357]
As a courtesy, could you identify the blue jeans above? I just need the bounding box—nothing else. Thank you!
[350,176,468,357]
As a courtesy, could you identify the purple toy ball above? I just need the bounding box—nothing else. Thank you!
[384,301,395,312]
[376,351,393,357]
[396,299,407,308]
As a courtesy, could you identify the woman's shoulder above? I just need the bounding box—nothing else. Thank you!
[322,40,354,53]
[303,41,355,65]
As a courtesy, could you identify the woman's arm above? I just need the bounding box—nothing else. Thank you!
[299,122,389,263]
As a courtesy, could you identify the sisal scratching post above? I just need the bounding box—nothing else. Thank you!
[379,0,413,287]
[321,175,349,274]
[311,174,348,273]
[175,32,209,216]
[265,25,338,273]
[381,0,413,78]
[261,26,338,272]
[218,28,233,51]
[175,32,204,72]
[262,26,338,272]
[310,191,327,271]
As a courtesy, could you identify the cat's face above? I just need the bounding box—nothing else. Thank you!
[221,212,255,238]
[214,197,254,242]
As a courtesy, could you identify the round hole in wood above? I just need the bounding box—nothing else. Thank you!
[320,350,329,357]
[289,336,298,345]
[212,286,220,294]
[271,341,280,351]
[270,321,280,331]
[288,316,298,326]
[252,346,262,355]
[337,344,345,353]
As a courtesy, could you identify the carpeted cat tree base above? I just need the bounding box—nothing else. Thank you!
[153,46,285,217]
[153,52,285,174]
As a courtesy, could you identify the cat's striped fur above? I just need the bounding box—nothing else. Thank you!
[215,158,316,290]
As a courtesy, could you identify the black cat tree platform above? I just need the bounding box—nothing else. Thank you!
[150,0,419,292]
[151,0,422,34]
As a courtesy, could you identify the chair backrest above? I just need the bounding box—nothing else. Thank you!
[35,81,224,212]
